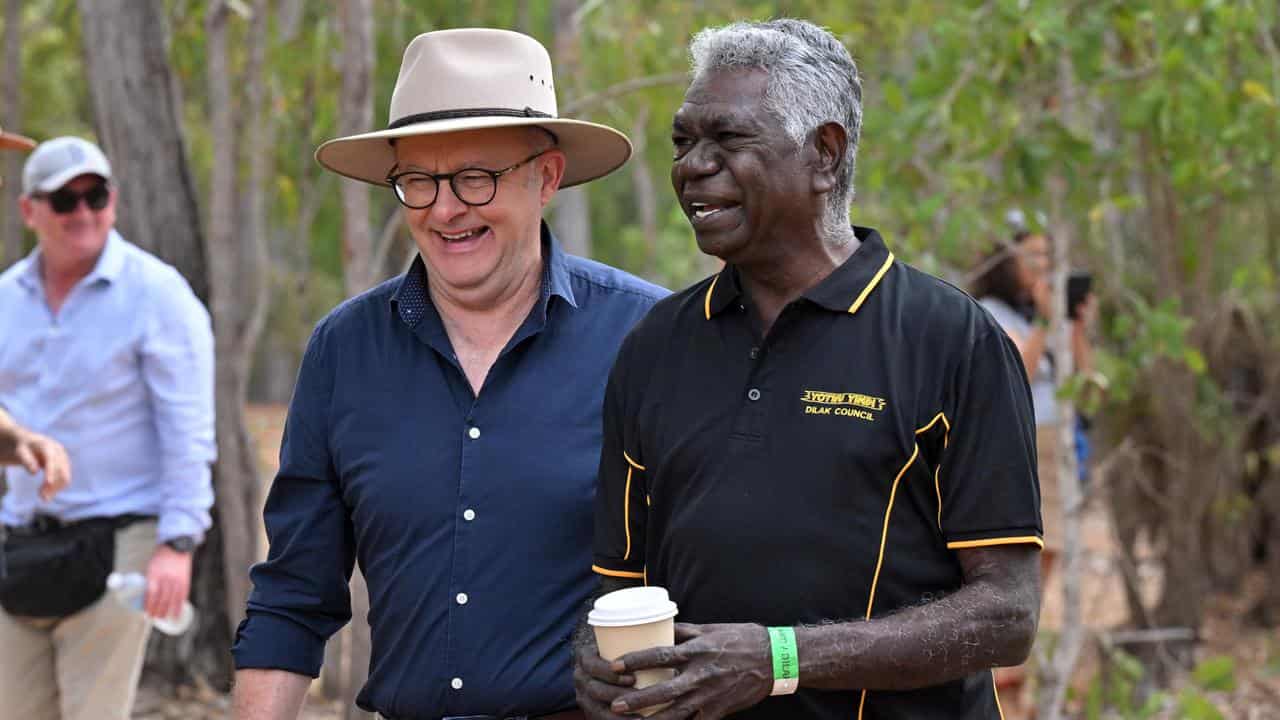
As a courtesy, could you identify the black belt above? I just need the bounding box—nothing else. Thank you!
[3,513,154,537]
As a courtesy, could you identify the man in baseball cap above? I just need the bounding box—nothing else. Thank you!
[0,136,215,720]
[232,28,667,720]
[20,136,113,195]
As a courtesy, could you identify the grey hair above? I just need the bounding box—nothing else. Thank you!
[689,19,862,233]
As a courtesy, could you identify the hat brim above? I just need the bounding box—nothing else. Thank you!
[32,167,110,194]
[0,131,36,152]
[315,116,632,189]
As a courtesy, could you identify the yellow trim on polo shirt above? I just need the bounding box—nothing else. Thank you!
[623,451,645,471]
[946,536,1045,550]
[621,452,645,562]
[592,565,645,579]
[912,411,951,531]
[623,466,634,560]
[915,411,949,437]
[860,409,959,720]
[863,444,920,621]
[847,252,895,315]
[993,668,1007,720]
[704,274,720,320]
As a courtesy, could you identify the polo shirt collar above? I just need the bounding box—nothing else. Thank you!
[803,226,895,315]
[702,226,896,320]
[390,220,577,329]
[703,261,742,320]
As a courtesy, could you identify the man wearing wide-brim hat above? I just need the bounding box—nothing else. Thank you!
[232,28,667,720]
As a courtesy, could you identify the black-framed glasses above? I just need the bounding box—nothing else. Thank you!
[33,181,112,215]
[386,150,549,210]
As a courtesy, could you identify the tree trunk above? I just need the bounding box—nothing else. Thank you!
[1036,173,1085,720]
[628,106,659,276]
[1036,52,1086,720]
[334,2,375,716]
[550,0,592,257]
[77,0,208,298]
[338,0,374,297]
[2,0,26,270]
[205,0,268,647]
[78,0,255,690]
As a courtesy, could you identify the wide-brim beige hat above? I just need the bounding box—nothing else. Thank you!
[316,28,632,189]
[0,126,36,152]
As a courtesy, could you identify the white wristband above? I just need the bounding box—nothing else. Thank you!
[771,677,800,695]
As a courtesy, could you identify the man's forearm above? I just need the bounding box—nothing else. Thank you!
[233,668,312,720]
[795,548,1040,692]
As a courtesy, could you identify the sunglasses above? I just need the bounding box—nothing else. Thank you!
[34,182,111,215]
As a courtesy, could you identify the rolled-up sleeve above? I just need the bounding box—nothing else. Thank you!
[232,323,355,676]
[140,268,217,543]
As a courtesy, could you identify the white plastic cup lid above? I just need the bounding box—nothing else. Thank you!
[587,586,679,627]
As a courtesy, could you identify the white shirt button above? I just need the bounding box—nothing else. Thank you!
[747,388,762,401]
[456,592,469,605]
[467,426,481,440]
[450,677,463,690]
[463,509,476,521]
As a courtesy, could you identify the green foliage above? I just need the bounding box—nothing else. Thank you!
[1080,651,1238,718]
[6,1,1279,439]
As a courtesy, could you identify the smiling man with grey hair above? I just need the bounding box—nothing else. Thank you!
[689,18,862,232]
[575,18,1042,720]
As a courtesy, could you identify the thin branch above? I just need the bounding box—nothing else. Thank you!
[369,206,404,284]
[561,72,688,116]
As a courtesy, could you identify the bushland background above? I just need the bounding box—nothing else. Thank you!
[2,1,1278,718]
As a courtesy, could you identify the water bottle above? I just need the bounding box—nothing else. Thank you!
[106,572,196,636]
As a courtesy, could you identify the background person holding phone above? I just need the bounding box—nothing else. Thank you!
[970,224,1095,707]
[970,226,1096,590]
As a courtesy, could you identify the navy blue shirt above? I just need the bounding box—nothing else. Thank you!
[232,226,666,719]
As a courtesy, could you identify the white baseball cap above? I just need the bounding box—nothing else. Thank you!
[22,136,112,195]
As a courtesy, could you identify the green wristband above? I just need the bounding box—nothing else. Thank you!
[767,626,799,695]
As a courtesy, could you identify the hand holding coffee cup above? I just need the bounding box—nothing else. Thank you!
[587,586,679,716]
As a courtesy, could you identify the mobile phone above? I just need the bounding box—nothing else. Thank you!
[1067,271,1093,320]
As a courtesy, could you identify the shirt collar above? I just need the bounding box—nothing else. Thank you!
[703,226,895,320]
[17,229,126,293]
[390,220,578,328]
[85,230,127,284]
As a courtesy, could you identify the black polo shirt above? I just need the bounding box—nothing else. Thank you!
[592,227,1041,719]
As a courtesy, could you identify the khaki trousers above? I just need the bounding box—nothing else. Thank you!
[0,520,156,720]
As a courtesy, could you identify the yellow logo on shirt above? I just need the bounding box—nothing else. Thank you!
[801,389,886,422]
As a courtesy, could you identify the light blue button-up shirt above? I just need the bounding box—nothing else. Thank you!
[0,230,215,543]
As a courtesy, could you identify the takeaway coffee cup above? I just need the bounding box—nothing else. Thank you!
[587,586,679,716]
